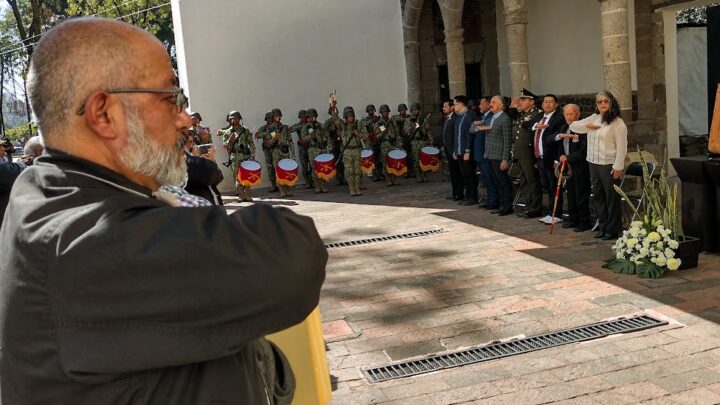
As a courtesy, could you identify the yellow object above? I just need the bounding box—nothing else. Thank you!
[266,307,332,405]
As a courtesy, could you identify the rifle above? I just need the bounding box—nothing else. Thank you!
[410,113,432,140]
[335,126,361,166]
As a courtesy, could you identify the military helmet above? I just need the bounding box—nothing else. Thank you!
[298,109,308,118]
[271,108,282,117]
[398,103,408,112]
[410,102,421,111]
[379,104,391,113]
[264,111,273,120]
[227,110,242,120]
[307,108,318,117]
[366,104,376,113]
[343,107,355,119]
[189,111,202,120]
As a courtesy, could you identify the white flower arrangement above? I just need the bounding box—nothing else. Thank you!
[608,218,682,278]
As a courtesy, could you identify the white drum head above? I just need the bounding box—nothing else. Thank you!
[421,146,440,155]
[387,149,407,159]
[240,160,261,170]
[315,153,334,163]
[278,158,298,170]
[361,149,374,158]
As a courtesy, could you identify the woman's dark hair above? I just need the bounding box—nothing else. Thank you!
[595,90,621,125]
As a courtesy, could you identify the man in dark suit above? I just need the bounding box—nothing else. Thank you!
[525,94,565,223]
[558,104,592,231]
[471,96,497,208]
[479,95,514,215]
[453,95,477,206]
[441,100,462,201]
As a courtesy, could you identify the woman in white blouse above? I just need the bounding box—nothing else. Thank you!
[569,91,627,241]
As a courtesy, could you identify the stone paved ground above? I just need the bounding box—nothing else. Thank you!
[227,173,720,404]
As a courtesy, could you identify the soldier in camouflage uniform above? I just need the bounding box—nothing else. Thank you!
[324,107,346,186]
[507,88,543,218]
[331,105,368,196]
[359,104,382,182]
[189,112,210,145]
[404,102,434,182]
[392,103,412,177]
[291,109,313,189]
[301,108,330,194]
[258,111,278,192]
[220,110,255,202]
[375,104,402,186]
[265,108,295,198]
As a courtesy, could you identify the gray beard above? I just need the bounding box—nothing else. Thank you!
[119,103,187,187]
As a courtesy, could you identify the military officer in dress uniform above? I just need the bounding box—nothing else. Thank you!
[220,111,255,202]
[375,104,402,186]
[507,88,543,218]
[257,111,278,192]
[301,108,330,194]
[404,102,433,182]
[291,109,313,189]
[265,108,295,198]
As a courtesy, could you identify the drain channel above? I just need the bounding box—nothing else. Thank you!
[324,229,444,249]
[362,314,667,383]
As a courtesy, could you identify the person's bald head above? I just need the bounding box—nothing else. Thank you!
[563,103,581,124]
[27,17,168,140]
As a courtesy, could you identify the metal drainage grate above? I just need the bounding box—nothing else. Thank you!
[362,314,667,383]
[324,229,444,249]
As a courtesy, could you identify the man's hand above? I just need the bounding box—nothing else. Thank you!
[500,160,509,171]
[453,153,458,160]
[558,133,574,140]
[191,145,201,156]
[535,123,549,130]
[205,146,217,161]
[475,125,492,131]
[472,120,482,126]
[510,97,520,108]
[463,152,470,161]
[611,168,623,179]
[559,155,567,163]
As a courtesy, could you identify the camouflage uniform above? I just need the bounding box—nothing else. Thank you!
[222,124,255,201]
[375,105,402,186]
[291,110,313,189]
[265,113,295,198]
[301,109,330,193]
[392,104,411,177]
[324,111,346,185]
[258,112,277,192]
[404,105,433,182]
[359,105,381,182]
[332,108,368,196]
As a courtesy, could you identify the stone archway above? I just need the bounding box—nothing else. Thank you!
[403,0,426,105]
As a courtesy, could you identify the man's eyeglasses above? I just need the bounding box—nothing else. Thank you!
[75,87,189,115]
[596,99,611,105]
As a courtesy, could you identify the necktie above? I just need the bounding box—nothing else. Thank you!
[534,116,547,158]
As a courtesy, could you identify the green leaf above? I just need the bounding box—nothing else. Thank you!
[636,262,664,279]
[606,258,636,275]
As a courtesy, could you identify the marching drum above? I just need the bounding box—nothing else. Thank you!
[237,160,262,187]
[360,149,375,174]
[386,149,408,176]
[276,158,299,186]
[419,146,441,172]
[313,153,336,181]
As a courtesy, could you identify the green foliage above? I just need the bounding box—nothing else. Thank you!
[613,148,680,239]
[606,258,636,275]
[3,122,38,143]
[636,260,664,279]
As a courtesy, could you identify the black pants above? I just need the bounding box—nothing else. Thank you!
[567,163,591,227]
[458,156,478,203]
[447,154,463,199]
[538,158,563,216]
[489,159,513,210]
[589,162,622,235]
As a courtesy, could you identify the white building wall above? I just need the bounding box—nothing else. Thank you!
[172,0,408,191]
[496,0,637,96]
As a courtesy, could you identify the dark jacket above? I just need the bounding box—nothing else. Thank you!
[184,152,224,206]
[523,108,565,169]
[558,123,589,176]
[441,113,457,157]
[0,148,327,404]
[0,161,25,226]
[471,111,493,162]
[454,109,476,157]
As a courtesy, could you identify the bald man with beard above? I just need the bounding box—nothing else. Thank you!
[0,18,326,404]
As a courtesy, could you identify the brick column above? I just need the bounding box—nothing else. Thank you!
[600,0,633,125]
[503,0,530,96]
[404,40,422,105]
